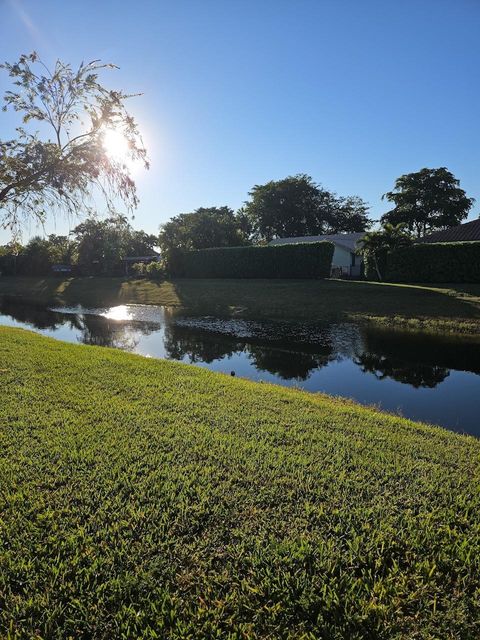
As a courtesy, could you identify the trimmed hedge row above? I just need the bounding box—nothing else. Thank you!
[386,241,480,283]
[171,242,334,279]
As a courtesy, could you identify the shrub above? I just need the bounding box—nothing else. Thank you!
[386,241,480,283]
[130,261,165,280]
[131,262,146,277]
[145,261,165,280]
[169,242,334,279]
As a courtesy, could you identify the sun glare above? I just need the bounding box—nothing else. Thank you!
[103,129,130,163]
[102,305,133,321]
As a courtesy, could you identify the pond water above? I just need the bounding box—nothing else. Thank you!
[1,295,479,436]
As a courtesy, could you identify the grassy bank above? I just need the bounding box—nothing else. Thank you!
[1,276,480,334]
[0,327,479,638]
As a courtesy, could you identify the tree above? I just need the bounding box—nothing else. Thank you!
[19,236,52,275]
[71,216,156,275]
[381,168,474,238]
[242,175,371,242]
[328,196,372,233]
[46,234,77,265]
[72,215,128,275]
[17,234,75,275]
[159,207,249,253]
[0,52,148,236]
[358,222,412,281]
[0,240,22,275]
[125,230,158,256]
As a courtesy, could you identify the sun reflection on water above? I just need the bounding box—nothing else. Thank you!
[101,305,133,321]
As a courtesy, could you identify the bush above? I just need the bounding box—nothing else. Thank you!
[145,261,165,280]
[386,242,480,283]
[130,261,165,280]
[169,242,334,279]
[131,262,146,277]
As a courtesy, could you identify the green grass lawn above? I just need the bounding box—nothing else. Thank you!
[1,326,479,638]
[1,276,480,334]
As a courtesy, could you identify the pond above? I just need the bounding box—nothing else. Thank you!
[1,295,479,436]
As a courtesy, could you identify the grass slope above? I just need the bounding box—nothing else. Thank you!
[0,327,479,638]
[1,276,480,335]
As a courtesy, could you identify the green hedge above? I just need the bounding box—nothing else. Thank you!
[386,242,480,283]
[172,242,334,279]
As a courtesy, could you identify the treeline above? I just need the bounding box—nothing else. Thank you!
[0,217,157,276]
[1,174,371,277]
[158,175,371,255]
[1,168,475,280]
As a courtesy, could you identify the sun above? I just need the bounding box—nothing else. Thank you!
[102,128,131,163]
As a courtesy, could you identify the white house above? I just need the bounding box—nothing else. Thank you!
[269,232,365,277]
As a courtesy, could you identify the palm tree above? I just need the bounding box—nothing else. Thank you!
[358,223,411,281]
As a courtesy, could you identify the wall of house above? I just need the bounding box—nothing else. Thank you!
[332,245,354,268]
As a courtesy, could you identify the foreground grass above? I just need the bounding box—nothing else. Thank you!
[0,327,479,638]
[1,276,480,334]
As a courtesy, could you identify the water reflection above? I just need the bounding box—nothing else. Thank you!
[163,322,335,380]
[1,296,480,434]
[248,344,333,380]
[361,326,480,375]
[78,315,158,351]
[163,324,242,364]
[355,352,449,388]
[0,296,67,330]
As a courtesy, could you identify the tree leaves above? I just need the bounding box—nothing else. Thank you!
[381,168,474,238]
[159,207,250,253]
[0,53,148,238]
[242,175,372,242]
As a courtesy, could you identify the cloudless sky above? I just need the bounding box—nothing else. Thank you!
[1,0,479,242]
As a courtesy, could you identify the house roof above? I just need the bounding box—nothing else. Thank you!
[269,232,365,253]
[419,218,480,243]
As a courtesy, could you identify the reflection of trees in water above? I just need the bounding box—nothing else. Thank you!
[354,352,449,388]
[163,322,334,380]
[163,324,242,363]
[77,315,161,351]
[247,344,333,380]
[0,295,65,330]
[355,328,455,388]
[0,296,162,352]
[3,295,478,390]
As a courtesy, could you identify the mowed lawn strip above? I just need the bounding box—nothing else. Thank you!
[1,276,480,334]
[0,327,479,638]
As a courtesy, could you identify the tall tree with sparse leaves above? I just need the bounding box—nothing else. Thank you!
[0,52,148,237]
[381,168,474,238]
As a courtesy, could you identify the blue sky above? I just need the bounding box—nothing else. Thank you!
[1,0,479,242]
